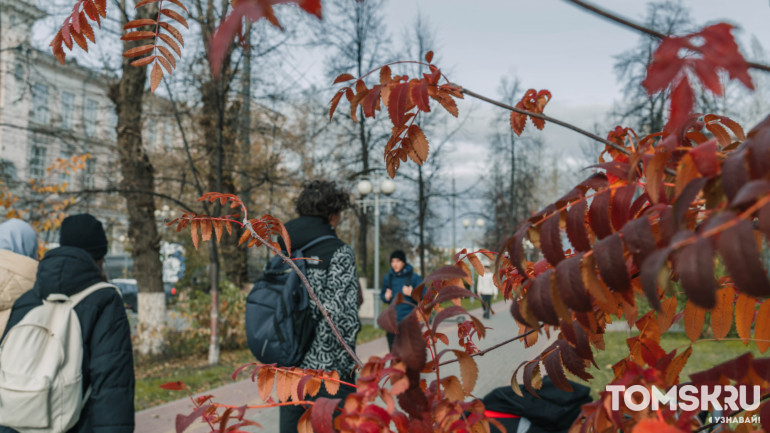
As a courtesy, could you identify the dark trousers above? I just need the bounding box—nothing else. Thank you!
[386,332,395,351]
[279,371,356,433]
[481,294,493,318]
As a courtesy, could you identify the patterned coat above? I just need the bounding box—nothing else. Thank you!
[282,217,361,378]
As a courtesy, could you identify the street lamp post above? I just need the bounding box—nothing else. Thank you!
[356,176,396,329]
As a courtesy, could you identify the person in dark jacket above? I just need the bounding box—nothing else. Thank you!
[278,181,361,433]
[0,214,134,433]
[380,250,423,350]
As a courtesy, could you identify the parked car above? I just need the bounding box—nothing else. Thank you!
[109,278,177,312]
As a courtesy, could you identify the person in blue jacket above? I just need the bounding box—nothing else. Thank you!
[380,250,423,350]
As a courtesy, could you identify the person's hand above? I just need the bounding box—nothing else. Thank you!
[403,285,413,297]
[385,288,393,301]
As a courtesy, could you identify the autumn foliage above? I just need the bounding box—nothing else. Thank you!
[49,0,770,432]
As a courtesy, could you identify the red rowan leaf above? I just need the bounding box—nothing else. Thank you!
[611,184,636,231]
[78,12,95,42]
[378,65,391,84]
[150,61,163,92]
[540,213,565,267]
[588,189,612,239]
[566,200,591,252]
[433,92,458,117]
[176,404,212,433]
[411,80,430,112]
[684,300,705,342]
[392,313,426,372]
[425,50,434,63]
[123,44,155,58]
[761,203,770,243]
[159,22,184,46]
[528,269,559,326]
[646,151,669,205]
[160,380,186,390]
[522,361,542,397]
[121,30,156,41]
[705,122,731,148]
[71,31,88,51]
[333,73,354,84]
[665,346,692,386]
[640,248,670,311]
[667,77,694,132]
[593,233,630,292]
[510,111,526,137]
[157,46,176,69]
[581,255,616,314]
[362,85,382,118]
[451,350,478,395]
[672,177,707,228]
[432,306,467,333]
[158,33,181,56]
[323,370,339,395]
[731,179,770,207]
[276,369,292,402]
[555,255,592,312]
[621,217,656,271]
[755,300,770,354]
[388,83,409,127]
[587,161,630,181]
[310,397,341,433]
[639,337,666,367]
[130,55,156,67]
[123,18,157,30]
[721,148,750,203]
[544,349,572,392]
[718,218,770,298]
[711,286,734,340]
[693,58,722,95]
[377,303,398,334]
[506,224,530,277]
[190,219,200,249]
[735,293,756,345]
[237,228,250,247]
[407,125,429,164]
[688,139,719,177]
[558,340,592,381]
[297,408,312,433]
[328,89,345,121]
[632,416,685,433]
[161,8,188,28]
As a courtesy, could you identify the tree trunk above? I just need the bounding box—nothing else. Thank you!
[418,165,426,276]
[109,2,164,356]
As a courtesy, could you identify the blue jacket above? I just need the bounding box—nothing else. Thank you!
[380,263,424,322]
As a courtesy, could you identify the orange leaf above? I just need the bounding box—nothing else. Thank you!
[646,150,669,204]
[656,296,677,333]
[379,65,391,84]
[324,370,340,395]
[452,350,478,395]
[256,367,274,401]
[123,44,155,58]
[120,30,156,41]
[407,124,429,164]
[735,293,757,345]
[150,61,163,92]
[123,18,157,30]
[200,219,212,242]
[159,22,185,47]
[156,55,172,73]
[190,219,200,249]
[166,0,189,13]
[159,381,186,390]
[684,300,705,342]
[276,369,292,402]
[755,300,770,353]
[333,73,354,84]
[328,89,345,120]
[130,55,156,67]
[160,8,189,28]
[212,220,224,242]
[665,346,692,386]
[158,33,182,56]
[157,46,176,68]
[425,50,434,63]
[710,285,734,340]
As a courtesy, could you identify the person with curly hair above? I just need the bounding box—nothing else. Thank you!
[278,180,361,433]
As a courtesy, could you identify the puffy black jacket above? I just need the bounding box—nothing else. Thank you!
[0,246,135,433]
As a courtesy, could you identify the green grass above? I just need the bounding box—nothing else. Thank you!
[570,331,765,398]
[135,325,389,410]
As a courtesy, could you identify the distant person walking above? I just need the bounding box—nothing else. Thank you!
[0,219,38,333]
[275,181,361,433]
[381,250,423,350]
[0,214,134,433]
[476,265,497,319]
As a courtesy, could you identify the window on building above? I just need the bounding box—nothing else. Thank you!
[31,84,49,124]
[83,157,96,189]
[84,99,98,136]
[61,92,74,130]
[29,144,47,180]
[58,148,71,184]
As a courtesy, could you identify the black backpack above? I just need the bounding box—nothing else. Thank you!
[245,235,336,366]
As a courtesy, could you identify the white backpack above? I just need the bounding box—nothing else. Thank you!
[0,282,120,433]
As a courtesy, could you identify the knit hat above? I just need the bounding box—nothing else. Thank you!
[389,250,407,263]
[60,213,108,260]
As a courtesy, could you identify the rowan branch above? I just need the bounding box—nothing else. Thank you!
[565,0,770,73]
[435,329,537,368]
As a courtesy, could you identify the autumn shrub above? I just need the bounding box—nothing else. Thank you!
[164,281,247,358]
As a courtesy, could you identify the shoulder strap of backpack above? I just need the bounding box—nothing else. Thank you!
[297,235,337,254]
[65,282,121,307]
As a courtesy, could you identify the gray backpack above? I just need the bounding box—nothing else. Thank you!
[0,282,120,433]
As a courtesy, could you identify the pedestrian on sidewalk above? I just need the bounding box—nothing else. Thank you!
[0,219,38,334]
[476,265,497,319]
[0,214,134,433]
[277,181,361,433]
[381,250,423,351]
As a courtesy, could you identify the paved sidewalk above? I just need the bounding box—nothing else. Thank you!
[135,299,557,432]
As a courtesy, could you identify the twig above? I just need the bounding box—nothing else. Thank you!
[565,0,770,73]
[242,219,364,369]
[436,329,536,368]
